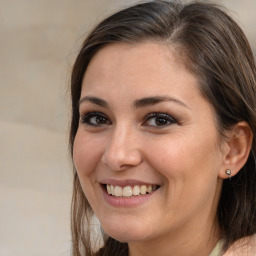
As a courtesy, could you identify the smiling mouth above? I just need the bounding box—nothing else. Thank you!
[103,184,160,197]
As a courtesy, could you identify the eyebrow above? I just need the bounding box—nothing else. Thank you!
[78,95,190,109]
[134,96,190,109]
[79,96,109,108]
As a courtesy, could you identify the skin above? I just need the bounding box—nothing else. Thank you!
[73,42,230,256]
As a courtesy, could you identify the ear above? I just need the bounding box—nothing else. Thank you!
[219,121,253,179]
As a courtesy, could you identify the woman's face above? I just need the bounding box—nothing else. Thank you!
[73,42,224,245]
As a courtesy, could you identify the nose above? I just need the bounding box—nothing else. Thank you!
[101,125,143,171]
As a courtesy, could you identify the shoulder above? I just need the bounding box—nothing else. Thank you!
[223,234,256,256]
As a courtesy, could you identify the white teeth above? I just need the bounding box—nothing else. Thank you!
[114,186,123,197]
[106,184,158,197]
[132,185,140,196]
[123,186,133,197]
[111,185,114,195]
[147,185,152,193]
[140,185,147,195]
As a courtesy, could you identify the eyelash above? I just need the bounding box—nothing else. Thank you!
[80,112,177,128]
[80,112,111,126]
[143,112,177,127]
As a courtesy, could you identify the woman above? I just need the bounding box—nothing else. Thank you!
[69,1,256,255]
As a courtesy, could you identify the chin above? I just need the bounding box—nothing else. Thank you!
[101,218,152,243]
[105,230,149,243]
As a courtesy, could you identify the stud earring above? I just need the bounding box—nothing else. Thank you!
[225,169,231,176]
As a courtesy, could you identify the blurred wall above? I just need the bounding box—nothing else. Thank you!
[0,1,255,256]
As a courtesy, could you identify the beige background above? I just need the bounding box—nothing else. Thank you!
[0,1,255,256]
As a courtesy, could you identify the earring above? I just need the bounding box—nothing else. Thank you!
[225,169,231,176]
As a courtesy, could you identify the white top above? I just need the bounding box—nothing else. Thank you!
[209,240,224,256]
[209,235,256,256]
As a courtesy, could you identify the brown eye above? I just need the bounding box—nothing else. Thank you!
[143,112,176,127]
[154,117,169,126]
[93,116,108,124]
[80,112,111,126]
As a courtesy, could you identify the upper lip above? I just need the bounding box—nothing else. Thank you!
[99,178,161,187]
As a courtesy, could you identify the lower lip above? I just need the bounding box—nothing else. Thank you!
[101,185,157,207]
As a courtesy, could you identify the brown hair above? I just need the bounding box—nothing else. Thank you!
[69,1,256,255]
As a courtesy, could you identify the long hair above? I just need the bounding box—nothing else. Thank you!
[69,1,256,255]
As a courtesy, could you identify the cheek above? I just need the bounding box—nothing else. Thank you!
[144,132,221,184]
[72,131,106,211]
[73,130,104,177]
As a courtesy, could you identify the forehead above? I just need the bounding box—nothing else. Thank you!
[81,42,200,99]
